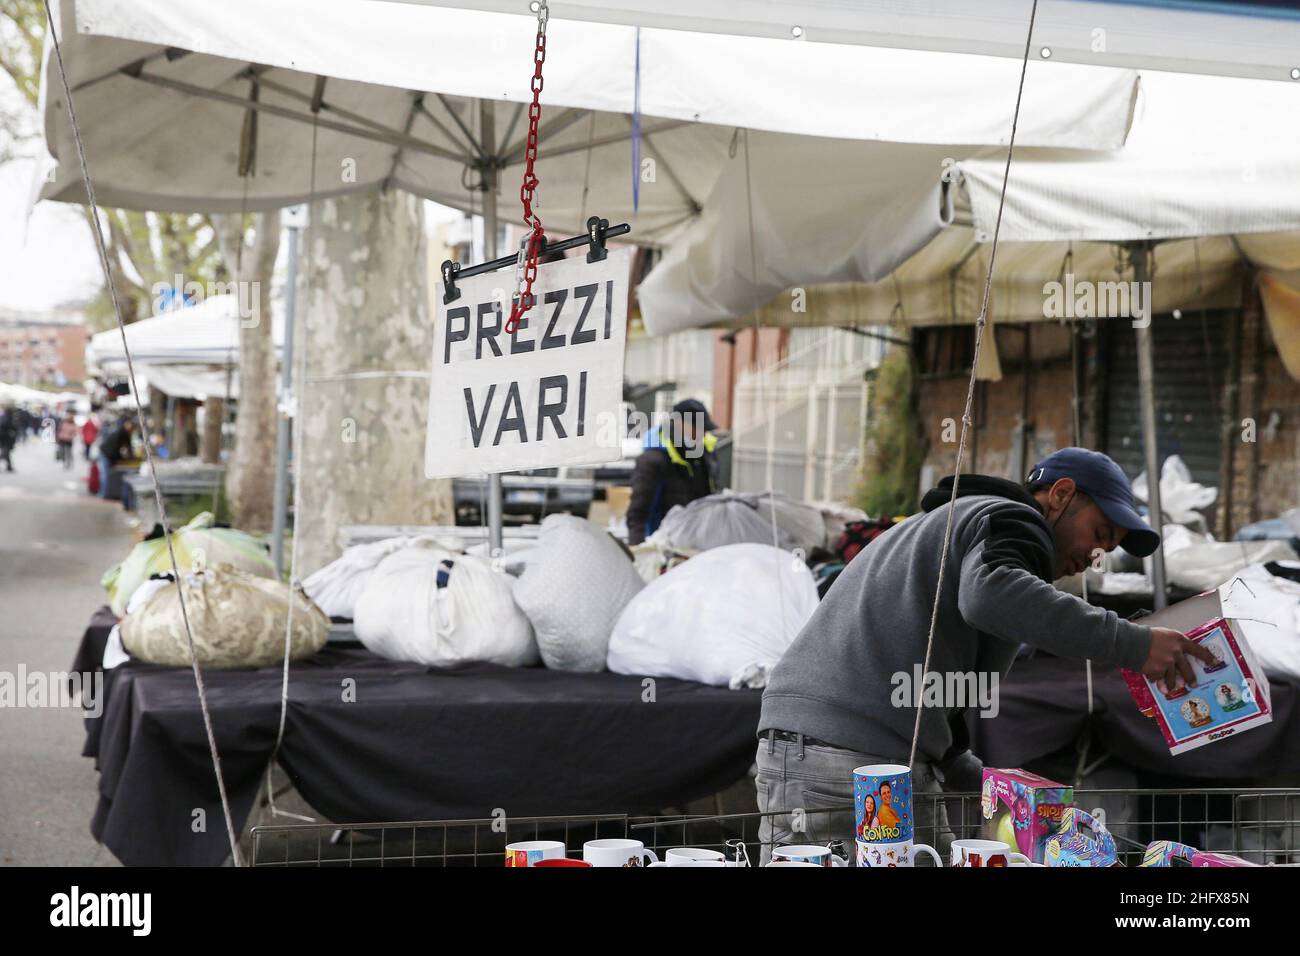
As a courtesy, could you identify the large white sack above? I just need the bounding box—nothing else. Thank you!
[513,514,644,672]
[354,547,539,667]
[653,490,825,555]
[755,492,829,555]
[303,535,438,619]
[651,491,781,551]
[120,565,328,669]
[607,543,819,686]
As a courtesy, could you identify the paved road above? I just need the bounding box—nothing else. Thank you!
[0,436,129,866]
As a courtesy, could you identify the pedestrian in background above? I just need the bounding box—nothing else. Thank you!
[82,412,99,461]
[0,406,18,472]
[56,413,78,470]
[97,417,136,500]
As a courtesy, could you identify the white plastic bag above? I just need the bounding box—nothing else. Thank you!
[354,547,539,667]
[607,543,819,687]
[303,535,439,619]
[513,514,644,672]
[1134,455,1217,529]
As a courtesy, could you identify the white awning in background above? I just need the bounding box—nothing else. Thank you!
[639,67,1300,334]
[88,294,282,367]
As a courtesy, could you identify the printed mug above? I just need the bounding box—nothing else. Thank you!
[649,859,725,867]
[504,840,566,867]
[856,838,942,868]
[666,847,726,866]
[950,839,1032,868]
[765,860,821,868]
[854,764,914,845]
[583,838,659,868]
[771,844,848,868]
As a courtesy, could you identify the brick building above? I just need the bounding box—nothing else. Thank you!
[0,322,88,388]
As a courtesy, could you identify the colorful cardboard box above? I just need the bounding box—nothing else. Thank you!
[1043,808,1118,867]
[980,768,1073,864]
[1141,840,1198,867]
[1121,591,1273,756]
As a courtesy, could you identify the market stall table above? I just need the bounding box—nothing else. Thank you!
[79,643,761,867]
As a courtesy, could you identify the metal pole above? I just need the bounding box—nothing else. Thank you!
[1132,242,1168,609]
[271,212,301,577]
[480,99,504,554]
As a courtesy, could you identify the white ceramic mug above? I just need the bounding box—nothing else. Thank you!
[583,838,659,868]
[765,860,821,868]
[772,844,848,868]
[504,840,566,867]
[950,839,1032,868]
[650,859,725,867]
[855,838,942,867]
[666,847,726,866]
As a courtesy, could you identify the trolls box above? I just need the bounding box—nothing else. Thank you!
[980,768,1073,864]
[1121,591,1272,756]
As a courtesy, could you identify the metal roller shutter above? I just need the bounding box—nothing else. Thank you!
[1105,311,1228,487]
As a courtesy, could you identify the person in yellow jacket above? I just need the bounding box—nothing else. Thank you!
[626,399,720,545]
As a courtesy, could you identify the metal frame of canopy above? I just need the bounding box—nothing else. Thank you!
[61,51,702,224]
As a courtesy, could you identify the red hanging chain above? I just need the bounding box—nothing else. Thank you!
[506,0,549,334]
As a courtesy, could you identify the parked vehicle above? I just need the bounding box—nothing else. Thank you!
[453,466,595,525]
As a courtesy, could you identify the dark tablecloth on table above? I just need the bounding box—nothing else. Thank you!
[968,652,1300,779]
[77,634,762,867]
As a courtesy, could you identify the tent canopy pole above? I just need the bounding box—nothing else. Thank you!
[480,99,504,555]
[1131,240,1168,610]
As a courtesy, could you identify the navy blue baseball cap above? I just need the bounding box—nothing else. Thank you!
[1027,447,1161,557]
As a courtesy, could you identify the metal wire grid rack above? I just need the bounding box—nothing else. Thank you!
[249,789,1300,867]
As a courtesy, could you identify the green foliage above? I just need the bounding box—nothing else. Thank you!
[855,345,927,518]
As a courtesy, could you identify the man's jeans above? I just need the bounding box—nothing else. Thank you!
[754,735,955,866]
[97,454,112,499]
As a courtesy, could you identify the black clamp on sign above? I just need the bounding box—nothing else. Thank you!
[441,259,462,304]
[585,216,610,263]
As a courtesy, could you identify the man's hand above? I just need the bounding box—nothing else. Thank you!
[1141,626,1219,690]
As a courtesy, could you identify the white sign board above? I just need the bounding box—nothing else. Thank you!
[424,247,631,479]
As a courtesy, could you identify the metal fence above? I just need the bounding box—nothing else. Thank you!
[250,788,1300,867]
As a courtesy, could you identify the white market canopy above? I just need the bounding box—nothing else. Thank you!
[89,293,283,367]
[389,0,1300,82]
[0,382,83,406]
[639,67,1300,334]
[39,0,1140,246]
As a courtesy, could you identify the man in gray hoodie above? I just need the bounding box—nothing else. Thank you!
[756,447,1214,862]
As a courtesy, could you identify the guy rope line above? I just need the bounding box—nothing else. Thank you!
[42,0,245,866]
[907,0,1040,773]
